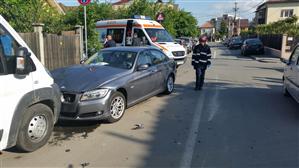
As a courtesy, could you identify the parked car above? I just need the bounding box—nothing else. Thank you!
[52,47,176,122]
[229,37,243,49]
[223,38,231,47]
[241,38,264,56]
[282,44,299,103]
[0,15,61,152]
[178,37,193,54]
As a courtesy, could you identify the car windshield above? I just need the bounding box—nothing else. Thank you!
[232,38,242,43]
[145,28,174,42]
[247,39,262,45]
[85,51,137,70]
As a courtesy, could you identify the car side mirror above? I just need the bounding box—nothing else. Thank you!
[15,47,32,75]
[80,59,86,64]
[137,64,149,71]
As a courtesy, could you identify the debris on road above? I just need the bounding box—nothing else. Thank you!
[81,162,90,168]
[65,149,71,152]
[174,140,182,145]
[0,151,2,155]
[132,124,144,130]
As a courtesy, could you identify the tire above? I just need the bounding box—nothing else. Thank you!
[164,75,175,95]
[106,92,126,123]
[283,80,290,97]
[16,104,54,152]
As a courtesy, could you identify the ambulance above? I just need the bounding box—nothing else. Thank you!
[96,16,187,66]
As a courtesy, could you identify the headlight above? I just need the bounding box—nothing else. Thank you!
[165,51,174,59]
[81,89,109,101]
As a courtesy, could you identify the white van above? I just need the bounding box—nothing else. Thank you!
[96,16,187,66]
[282,44,299,103]
[0,15,61,152]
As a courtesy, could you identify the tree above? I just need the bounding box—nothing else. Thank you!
[219,20,228,37]
[64,2,115,55]
[0,0,64,33]
[255,16,298,36]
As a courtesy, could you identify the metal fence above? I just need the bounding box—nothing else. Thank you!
[259,34,283,51]
[19,33,81,70]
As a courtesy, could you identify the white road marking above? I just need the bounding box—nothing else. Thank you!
[213,50,217,59]
[208,75,220,121]
[180,48,220,167]
[180,91,206,168]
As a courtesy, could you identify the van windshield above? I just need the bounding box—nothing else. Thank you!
[145,29,174,43]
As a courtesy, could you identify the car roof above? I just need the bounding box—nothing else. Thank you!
[245,38,261,42]
[101,46,160,53]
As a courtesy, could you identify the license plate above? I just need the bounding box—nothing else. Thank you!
[177,61,184,65]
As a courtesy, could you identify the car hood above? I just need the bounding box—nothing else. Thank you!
[51,65,130,93]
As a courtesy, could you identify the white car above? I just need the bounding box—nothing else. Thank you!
[0,15,61,152]
[282,44,299,103]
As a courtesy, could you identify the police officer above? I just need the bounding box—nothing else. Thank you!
[192,36,212,90]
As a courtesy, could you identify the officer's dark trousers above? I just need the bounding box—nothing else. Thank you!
[195,68,206,89]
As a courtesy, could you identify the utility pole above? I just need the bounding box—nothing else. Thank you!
[233,2,238,21]
[232,1,239,36]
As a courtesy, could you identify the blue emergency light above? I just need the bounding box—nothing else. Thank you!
[132,15,152,20]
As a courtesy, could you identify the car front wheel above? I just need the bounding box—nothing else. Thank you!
[106,92,126,123]
[16,104,54,152]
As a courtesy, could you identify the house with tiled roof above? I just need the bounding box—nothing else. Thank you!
[255,0,299,24]
[112,0,133,9]
[199,21,215,37]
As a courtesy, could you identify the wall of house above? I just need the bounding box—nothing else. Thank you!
[266,2,299,24]
[201,28,215,36]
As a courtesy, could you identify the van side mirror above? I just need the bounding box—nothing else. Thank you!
[137,64,149,71]
[15,47,32,75]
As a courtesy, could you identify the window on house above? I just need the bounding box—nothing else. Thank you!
[280,9,294,18]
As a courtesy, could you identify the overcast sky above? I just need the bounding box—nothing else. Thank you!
[57,0,265,25]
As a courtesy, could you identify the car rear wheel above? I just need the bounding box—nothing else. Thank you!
[16,104,54,152]
[106,92,126,123]
[283,81,290,97]
[164,75,174,94]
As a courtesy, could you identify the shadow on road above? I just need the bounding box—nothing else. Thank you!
[48,120,101,146]
[102,76,299,167]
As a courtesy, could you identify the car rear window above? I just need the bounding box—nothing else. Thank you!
[247,39,262,45]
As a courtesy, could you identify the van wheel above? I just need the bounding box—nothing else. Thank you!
[164,75,174,94]
[106,92,126,123]
[16,104,54,152]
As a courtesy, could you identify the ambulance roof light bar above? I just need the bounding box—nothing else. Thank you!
[132,15,152,20]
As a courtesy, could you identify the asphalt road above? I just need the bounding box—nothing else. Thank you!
[1,43,298,168]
